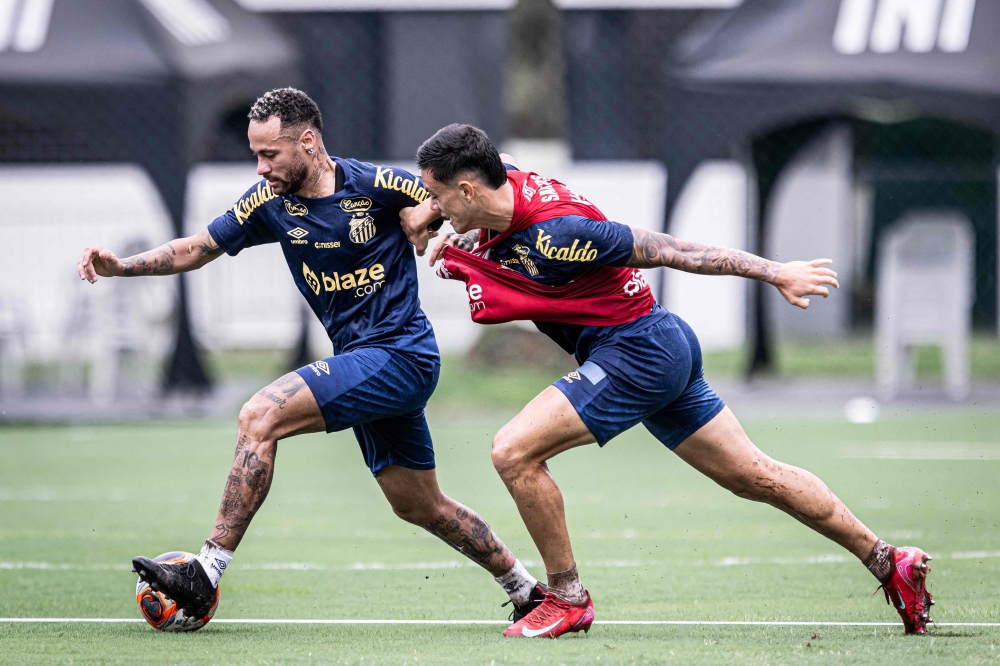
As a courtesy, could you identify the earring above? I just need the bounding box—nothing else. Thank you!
[307,149,315,154]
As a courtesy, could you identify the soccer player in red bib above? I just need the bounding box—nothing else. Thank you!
[402,124,933,638]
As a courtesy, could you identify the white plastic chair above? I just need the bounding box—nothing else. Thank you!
[876,212,974,400]
[0,297,26,401]
[61,240,174,406]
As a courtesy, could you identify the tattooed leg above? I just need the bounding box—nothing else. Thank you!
[375,465,516,577]
[209,372,325,551]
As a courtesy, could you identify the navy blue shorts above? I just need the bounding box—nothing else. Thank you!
[554,312,726,449]
[295,347,439,475]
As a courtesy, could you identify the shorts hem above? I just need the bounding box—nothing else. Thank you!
[553,381,613,447]
[664,398,726,450]
[295,354,393,433]
[370,460,437,476]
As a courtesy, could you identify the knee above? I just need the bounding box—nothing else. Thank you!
[491,428,530,481]
[387,493,438,526]
[731,487,760,502]
[238,394,281,444]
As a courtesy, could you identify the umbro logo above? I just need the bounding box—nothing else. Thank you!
[288,227,309,245]
[309,361,330,376]
[215,558,228,571]
[562,371,582,384]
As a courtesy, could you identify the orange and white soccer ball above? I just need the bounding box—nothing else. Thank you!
[135,551,219,632]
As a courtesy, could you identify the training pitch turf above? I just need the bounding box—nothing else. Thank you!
[2,409,999,664]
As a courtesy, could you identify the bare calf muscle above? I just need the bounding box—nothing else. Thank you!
[673,408,878,560]
[210,434,275,549]
[374,466,516,578]
[424,505,513,575]
[492,387,595,574]
[210,372,324,550]
[492,392,879,583]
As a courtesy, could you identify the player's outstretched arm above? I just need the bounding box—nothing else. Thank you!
[78,229,225,283]
[626,227,839,309]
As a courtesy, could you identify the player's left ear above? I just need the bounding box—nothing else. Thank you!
[299,128,317,155]
[458,179,476,203]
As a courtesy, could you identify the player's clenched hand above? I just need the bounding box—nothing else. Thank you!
[78,246,125,283]
[428,233,473,267]
[400,199,440,256]
[772,259,839,309]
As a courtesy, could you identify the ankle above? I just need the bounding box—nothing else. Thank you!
[196,539,233,588]
[495,559,538,605]
[863,539,895,584]
[546,564,587,605]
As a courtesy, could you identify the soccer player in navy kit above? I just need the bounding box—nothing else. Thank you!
[405,124,934,638]
[77,90,544,622]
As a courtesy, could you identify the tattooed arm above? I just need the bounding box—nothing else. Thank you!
[77,228,225,283]
[626,227,840,309]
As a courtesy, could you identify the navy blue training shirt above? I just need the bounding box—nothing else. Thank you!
[208,158,438,359]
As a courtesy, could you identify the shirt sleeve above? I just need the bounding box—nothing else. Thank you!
[206,182,280,256]
[540,216,635,268]
[377,166,429,212]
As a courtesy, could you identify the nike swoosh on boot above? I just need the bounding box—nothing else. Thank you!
[522,620,564,637]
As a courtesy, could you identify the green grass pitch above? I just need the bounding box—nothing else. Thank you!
[2,409,999,664]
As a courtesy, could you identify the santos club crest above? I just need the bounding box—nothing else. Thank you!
[341,196,376,244]
[349,213,376,244]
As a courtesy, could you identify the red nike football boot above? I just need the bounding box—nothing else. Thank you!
[876,546,934,634]
[503,592,594,638]
[503,582,548,623]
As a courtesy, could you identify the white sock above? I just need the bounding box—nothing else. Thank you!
[495,559,539,605]
[196,539,232,588]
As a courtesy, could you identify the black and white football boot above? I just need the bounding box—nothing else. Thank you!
[132,555,217,619]
[503,582,548,623]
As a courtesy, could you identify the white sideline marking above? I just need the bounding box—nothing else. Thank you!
[1,618,999,627]
[713,554,852,567]
[952,550,1000,559]
[842,442,1000,460]
[4,550,1000,574]
[244,559,648,572]
[0,559,649,572]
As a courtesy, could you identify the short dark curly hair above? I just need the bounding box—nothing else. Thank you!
[248,87,323,134]
[416,124,507,189]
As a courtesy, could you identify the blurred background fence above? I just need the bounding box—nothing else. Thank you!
[1,0,999,419]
